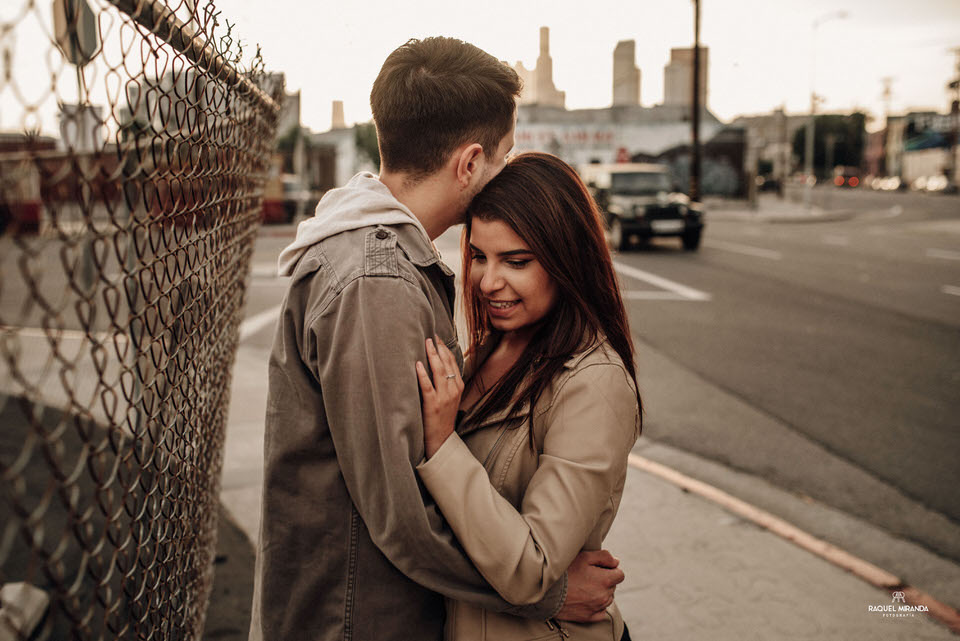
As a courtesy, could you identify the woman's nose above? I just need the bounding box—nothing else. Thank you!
[479,265,503,294]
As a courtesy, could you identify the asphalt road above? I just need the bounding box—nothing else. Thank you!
[616,186,960,564]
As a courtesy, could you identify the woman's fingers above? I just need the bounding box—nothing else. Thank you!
[415,361,434,395]
[419,340,461,460]
[425,338,448,381]
[434,336,463,388]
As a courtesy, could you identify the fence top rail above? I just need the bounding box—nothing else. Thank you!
[106,0,281,116]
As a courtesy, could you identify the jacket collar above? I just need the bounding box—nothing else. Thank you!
[456,333,607,436]
[458,334,524,436]
[457,398,531,437]
[561,335,605,369]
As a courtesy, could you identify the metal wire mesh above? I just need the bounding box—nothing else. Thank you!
[0,0,280,638]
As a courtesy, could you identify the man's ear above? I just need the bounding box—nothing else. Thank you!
[454,143,485,189]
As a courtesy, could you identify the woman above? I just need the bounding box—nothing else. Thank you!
[414,152,642,640]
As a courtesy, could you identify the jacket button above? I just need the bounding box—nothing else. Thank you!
[376,230,388,239]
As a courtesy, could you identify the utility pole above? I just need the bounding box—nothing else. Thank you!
[778,104,788,199]
[947,48,960,193]
[825,132,837,210]
[690,0,701,203]
[804,10,847,210]
[825,133,836,180]
[879,77,893,179]
[881,77,894,129]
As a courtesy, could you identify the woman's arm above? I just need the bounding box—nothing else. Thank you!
[417,358,639,606]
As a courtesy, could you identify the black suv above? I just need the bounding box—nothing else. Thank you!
[581,163,704,251]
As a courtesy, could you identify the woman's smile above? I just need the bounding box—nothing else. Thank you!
[487,299,520,315]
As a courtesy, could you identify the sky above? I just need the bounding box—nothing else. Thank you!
[1,0,958,136]
[223,0,960,132]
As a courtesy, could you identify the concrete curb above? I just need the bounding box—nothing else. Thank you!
[628,453,960,636]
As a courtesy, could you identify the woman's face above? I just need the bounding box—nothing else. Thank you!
[469,218,558,335]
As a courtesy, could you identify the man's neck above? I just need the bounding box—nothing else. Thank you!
[379,170,455,241]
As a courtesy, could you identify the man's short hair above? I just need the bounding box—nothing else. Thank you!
[371,37,521,178]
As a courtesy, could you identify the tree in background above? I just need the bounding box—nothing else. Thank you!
[354,122,380,171]
[276,125,313,173]
[792,112,866,177]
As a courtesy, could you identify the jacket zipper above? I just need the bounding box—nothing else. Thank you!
[546,619,571,638]
[481,426,511,468]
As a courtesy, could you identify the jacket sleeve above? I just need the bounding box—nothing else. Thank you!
[308,274,565,618]
[417,362,639,605]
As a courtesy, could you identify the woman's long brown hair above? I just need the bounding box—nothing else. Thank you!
[461,152,643,444]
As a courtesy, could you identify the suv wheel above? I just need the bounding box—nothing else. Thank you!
[681,229,701,251]
[608,218,628,252]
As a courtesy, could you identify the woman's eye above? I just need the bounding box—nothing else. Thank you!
[507,260,530,269]
[471,254,486,263]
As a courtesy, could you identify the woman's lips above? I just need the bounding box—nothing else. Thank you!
[487,299,519,317]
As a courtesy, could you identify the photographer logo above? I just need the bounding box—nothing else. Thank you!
[867,591,929,619]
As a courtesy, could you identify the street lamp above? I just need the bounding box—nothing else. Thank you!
[803,9,848,210]
[691,0,702,203]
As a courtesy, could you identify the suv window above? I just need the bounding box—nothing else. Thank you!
[610,172,672,195]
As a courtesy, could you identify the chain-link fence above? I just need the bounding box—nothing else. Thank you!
[0,0,280,638]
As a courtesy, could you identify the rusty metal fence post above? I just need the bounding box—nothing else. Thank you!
[0,0,281,638]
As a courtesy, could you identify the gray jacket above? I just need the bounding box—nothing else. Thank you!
[251,174,565,641]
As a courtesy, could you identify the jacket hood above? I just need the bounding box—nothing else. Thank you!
[277,172,432,276]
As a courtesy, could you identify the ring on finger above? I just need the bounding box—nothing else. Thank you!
[444,374,456,380]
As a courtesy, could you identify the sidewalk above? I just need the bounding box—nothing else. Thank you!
[703,193,856,223]
[209,220,959,640]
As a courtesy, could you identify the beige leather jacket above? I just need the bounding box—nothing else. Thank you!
[418,336,641,641]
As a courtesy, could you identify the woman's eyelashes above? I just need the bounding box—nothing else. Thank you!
[470,253,531,269]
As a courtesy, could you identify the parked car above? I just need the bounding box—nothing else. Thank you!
[282,175,317,221]
[262,173,317,224]
[832,166,861,188]
[580,163,704,251]
[869,176,902,191]
[920,175,950,193]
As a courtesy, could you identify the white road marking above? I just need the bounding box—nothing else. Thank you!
[613,262,712,301]
[702,239,783,260]
[822,235,850,246]
[927,249,960,261]
[0,325,127,343]
[622,291,703,301]
[239,304,283,341]
[4,303,285,346]
[251,263,282,278]
[941,285,960,297]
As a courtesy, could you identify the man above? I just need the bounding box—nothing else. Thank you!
[251,37,623,641]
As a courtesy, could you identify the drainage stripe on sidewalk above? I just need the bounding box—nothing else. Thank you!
[628,453,960,635]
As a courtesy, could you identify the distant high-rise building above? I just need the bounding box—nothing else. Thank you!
[331,100,346,129]
[512,61,534,101]
[512,27,565,109]
[663,47,708,108]
[613,40,641,106]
